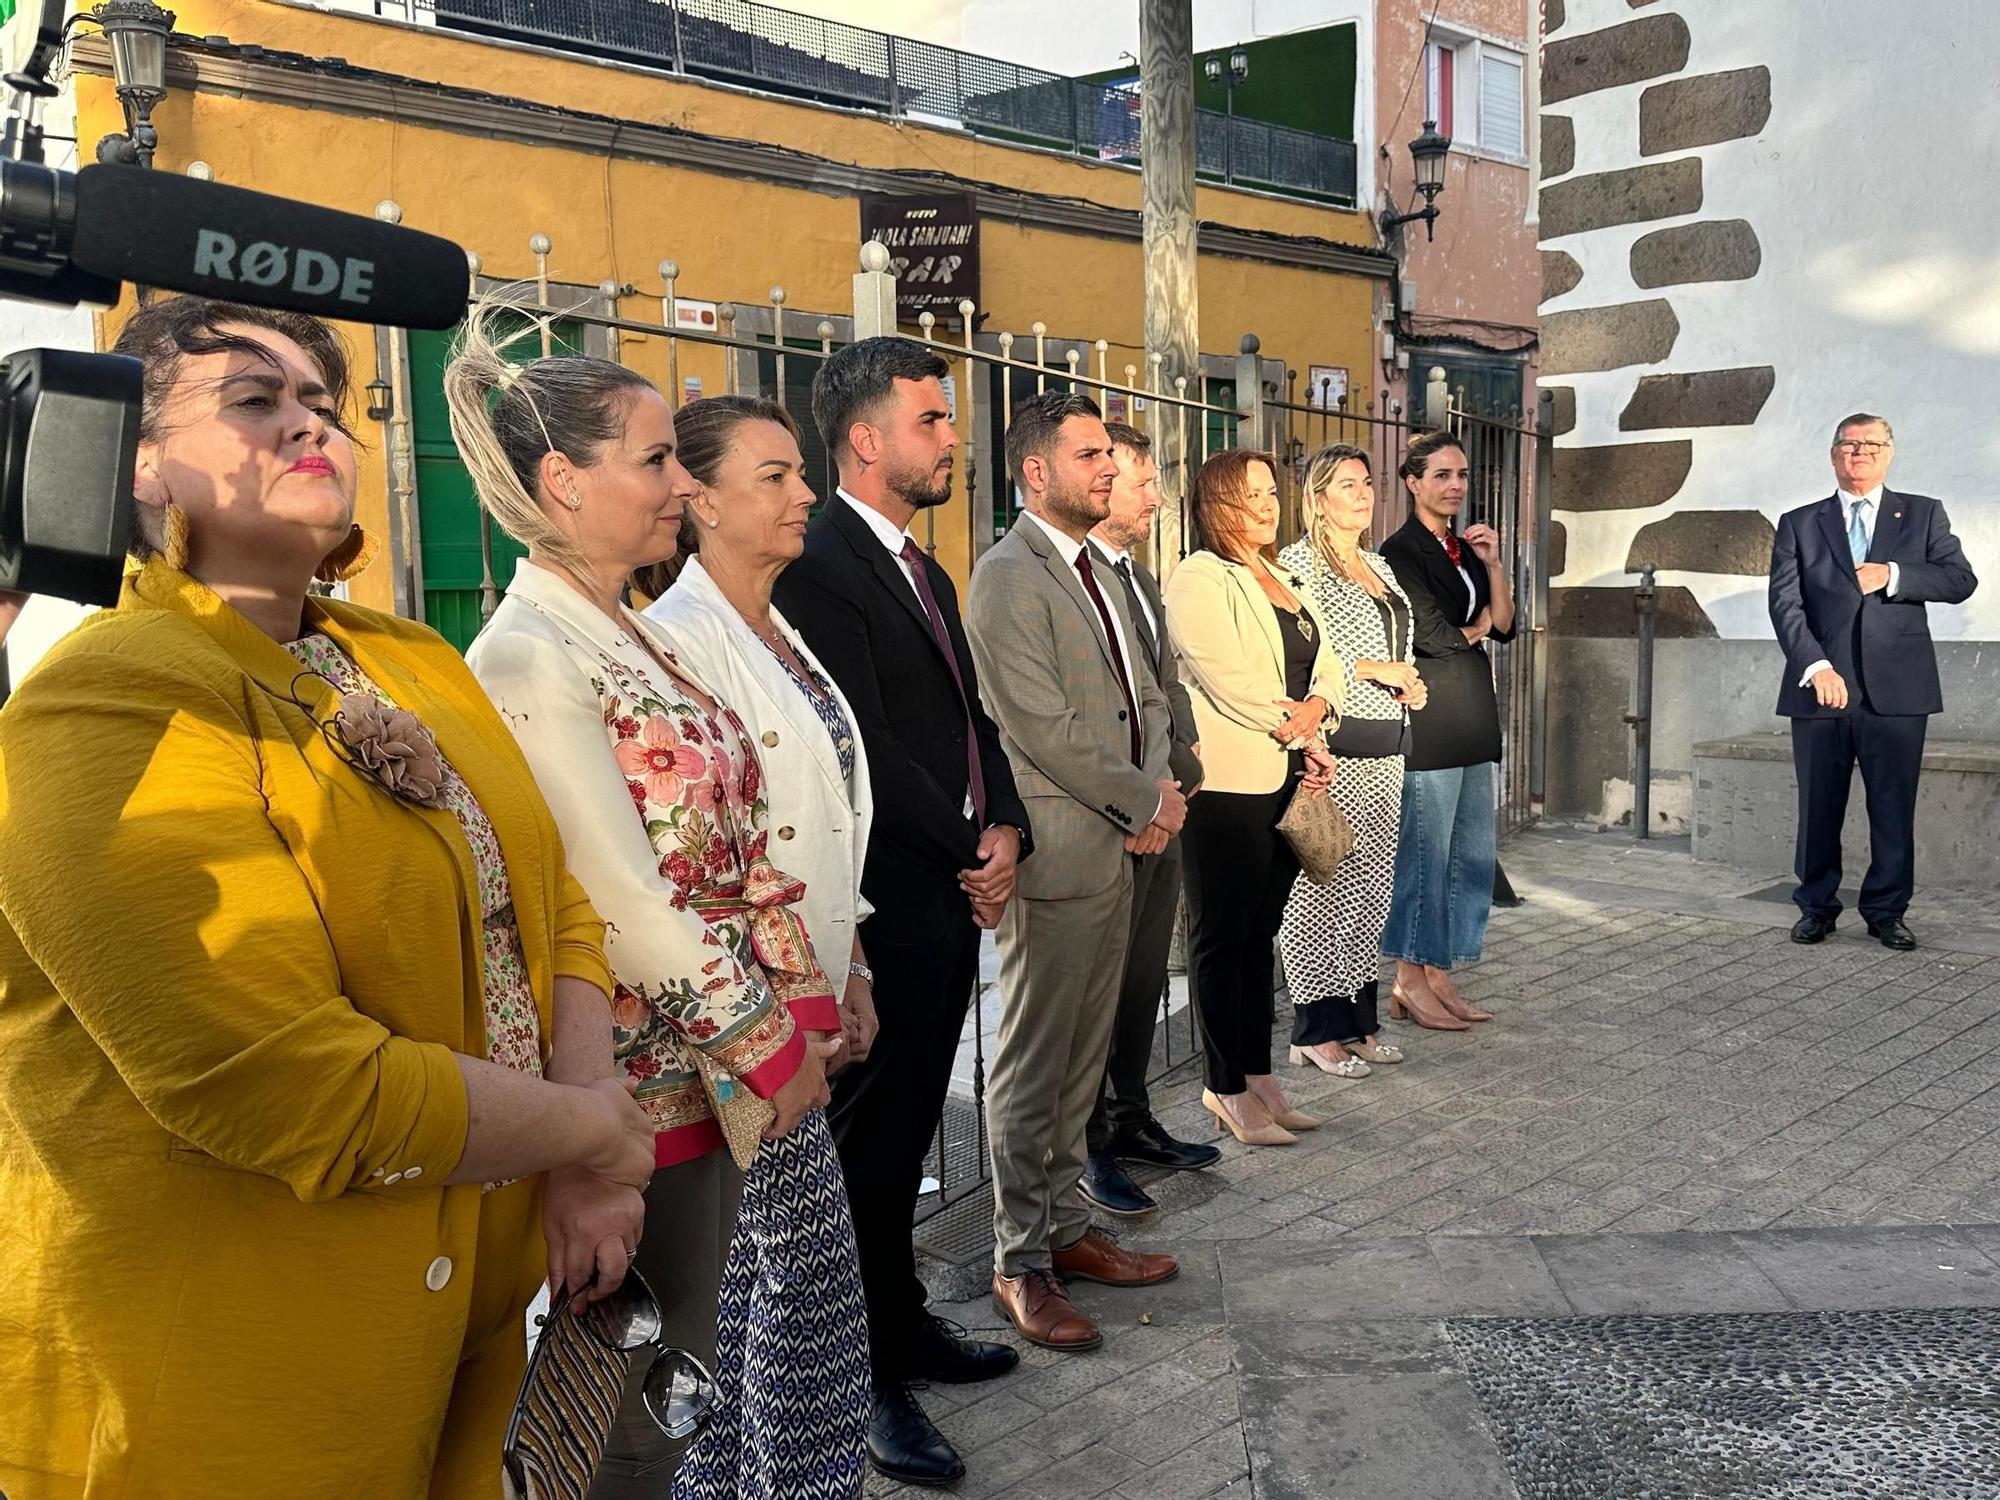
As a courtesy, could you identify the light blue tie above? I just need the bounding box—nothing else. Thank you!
[1848,498,1871,565]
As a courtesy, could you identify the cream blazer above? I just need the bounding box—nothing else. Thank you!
[645,557,874,962]
[1162,549,1347,795]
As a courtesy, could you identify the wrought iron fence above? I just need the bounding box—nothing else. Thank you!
[382,228,1546,1229]
[420,0,1358,202]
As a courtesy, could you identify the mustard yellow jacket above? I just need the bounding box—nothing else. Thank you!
[0,561,612,1499]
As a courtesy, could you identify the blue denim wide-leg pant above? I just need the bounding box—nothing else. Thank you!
[1380,760,1496,970]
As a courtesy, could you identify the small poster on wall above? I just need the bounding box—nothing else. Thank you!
[858,191,981,321]
[1307,365,1349,410]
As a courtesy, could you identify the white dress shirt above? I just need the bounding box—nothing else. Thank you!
[1798,484,1900,687]
[840,488,923,604]
[1086,535,1160,647]
[1025,510,1141,708]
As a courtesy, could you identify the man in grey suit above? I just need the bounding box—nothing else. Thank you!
[967,392,1186,1353]
[1080,423,1220,1217]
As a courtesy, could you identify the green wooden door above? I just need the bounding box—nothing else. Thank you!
[407,319,584,652]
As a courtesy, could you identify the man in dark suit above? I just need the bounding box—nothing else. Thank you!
[1769,412,1978,951]
[773,338,1034,1486]
[1078,423,1219,1217]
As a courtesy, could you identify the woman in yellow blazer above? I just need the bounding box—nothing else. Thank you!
[0,298,655,1499]
[1163,450,1345,1149]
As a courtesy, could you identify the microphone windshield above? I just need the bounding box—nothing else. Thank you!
[71,167,470,330]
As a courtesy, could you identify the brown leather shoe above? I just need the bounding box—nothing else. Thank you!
[1052,1227,1179,1288]
[991,1269,1102,1351]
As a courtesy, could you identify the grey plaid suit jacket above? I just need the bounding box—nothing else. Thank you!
[966,514,1172,901]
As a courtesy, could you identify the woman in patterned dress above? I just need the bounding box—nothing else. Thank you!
[1276,445,1430,1078]
[447,298,869,1500]
[0,298,655,1498]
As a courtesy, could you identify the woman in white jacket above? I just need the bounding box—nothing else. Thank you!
[641,395,879,1063]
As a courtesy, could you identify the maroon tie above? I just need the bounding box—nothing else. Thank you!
[1073,546,1143,766]
[898,538,988,827]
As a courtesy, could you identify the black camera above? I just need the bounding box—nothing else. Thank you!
[0,0,469,605]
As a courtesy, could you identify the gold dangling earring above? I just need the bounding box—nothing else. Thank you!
[161,502,192,571]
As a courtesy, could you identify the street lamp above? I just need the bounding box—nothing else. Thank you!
[365,376,395,423]
[1203,46,1250,184]
[1379,118,1451,243]
[91,0,176,169]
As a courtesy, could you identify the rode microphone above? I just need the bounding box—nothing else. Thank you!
[69,166,470,329]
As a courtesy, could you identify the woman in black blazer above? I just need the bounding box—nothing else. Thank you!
[1377,430,1516,1030]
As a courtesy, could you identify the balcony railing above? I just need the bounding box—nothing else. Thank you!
[424,0,1359,204]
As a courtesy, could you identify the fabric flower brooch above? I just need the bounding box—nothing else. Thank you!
[332,692,448,810]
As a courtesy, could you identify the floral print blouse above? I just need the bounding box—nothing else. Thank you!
[758,633,858,785]
[467,562,842,1168]
[286,632,543,1079]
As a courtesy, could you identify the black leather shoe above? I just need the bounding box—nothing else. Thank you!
[1111,1119,1223,1172]
[1080,1153,1157,1216]
[1867,917,1917,951]
[907,1312,1019,1384]
[867,1382,965,1487]
[1790,913,1836,944]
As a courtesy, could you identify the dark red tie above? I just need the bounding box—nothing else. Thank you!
[1073,547,1143,766]
[898,538,987,827]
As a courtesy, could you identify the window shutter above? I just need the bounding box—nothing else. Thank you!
[1479,50,1525,157]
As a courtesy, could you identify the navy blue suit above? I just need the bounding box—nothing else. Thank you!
[1768,487,1977,921]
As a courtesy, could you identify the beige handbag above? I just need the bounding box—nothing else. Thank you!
[1276,780,1355,884]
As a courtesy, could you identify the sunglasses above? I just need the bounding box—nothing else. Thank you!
[503,1269,718,1499]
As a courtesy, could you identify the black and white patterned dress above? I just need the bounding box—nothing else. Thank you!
[1276,539,1416,1045]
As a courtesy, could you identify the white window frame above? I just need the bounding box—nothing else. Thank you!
[1422,22,1529,167]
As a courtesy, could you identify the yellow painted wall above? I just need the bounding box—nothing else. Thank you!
[77,0,1380,603]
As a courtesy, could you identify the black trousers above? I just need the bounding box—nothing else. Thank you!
[1086,841,1183,1156]
[827,915,981,1384]
[1181,787,1298,1095]
[1292,980,1381,1047]
[1791,708,1928,924]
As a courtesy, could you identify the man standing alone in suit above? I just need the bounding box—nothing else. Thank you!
[1079,423,1221,1218]
[968,393,1185,1353]
[1769,412,1978,951]
[775,338,1034,1487]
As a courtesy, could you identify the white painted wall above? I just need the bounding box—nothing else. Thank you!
[1542,0,2000,643]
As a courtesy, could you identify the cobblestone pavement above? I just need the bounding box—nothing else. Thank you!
[867,829,2000,1499]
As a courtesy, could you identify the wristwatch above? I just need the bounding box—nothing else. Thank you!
[848,961,874,986]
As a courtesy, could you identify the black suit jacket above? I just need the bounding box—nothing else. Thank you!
[774,498,1032,946]
[1379,514,1514,772]
[1769,487,1977,718]
[1086,538,1203,793]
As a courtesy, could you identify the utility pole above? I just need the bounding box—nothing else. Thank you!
[1140,0,1199,572]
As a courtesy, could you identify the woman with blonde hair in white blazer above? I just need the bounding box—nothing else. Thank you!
[640,394,879,1071]
[1164,449,1345,1149]
[444,300,867,1500]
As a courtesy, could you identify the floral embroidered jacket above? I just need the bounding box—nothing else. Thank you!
[468,560,839,1166]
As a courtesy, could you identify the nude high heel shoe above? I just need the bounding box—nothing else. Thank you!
[1202,1089,1298,1147]
[1389,984,1471,1031]
[1427,968,1493,1023]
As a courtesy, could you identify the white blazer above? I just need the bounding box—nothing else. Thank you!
[645,557,875,963]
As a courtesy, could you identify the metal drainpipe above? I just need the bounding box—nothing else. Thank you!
[1625,563,1657,839]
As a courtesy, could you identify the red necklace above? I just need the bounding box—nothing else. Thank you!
[1437,528,1463,566]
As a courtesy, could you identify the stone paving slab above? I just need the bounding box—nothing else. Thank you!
[867,830,2000,1498]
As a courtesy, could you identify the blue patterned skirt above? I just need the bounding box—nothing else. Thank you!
[672,1108,871,1500]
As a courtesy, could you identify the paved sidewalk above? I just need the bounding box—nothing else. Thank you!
[873,829,2000,1499]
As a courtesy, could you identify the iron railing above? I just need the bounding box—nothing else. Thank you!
[381,228,1547,1226]
[418,0,1358,202]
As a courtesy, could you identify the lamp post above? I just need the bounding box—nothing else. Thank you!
[1378,118,1450,243]
[1202,46,1248,184]
[91,0,176,169]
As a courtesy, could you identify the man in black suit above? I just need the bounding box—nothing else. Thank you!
[1769,412,1978,951]
[773,337,1034,1487]
[1078,423,1219,1217]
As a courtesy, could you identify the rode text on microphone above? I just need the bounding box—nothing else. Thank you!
[0,0,470,605]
